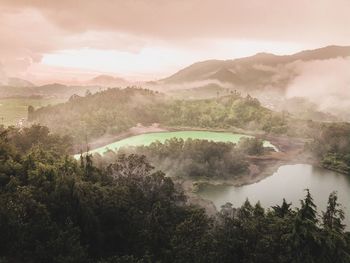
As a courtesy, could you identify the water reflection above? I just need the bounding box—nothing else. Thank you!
[197,164,350,227]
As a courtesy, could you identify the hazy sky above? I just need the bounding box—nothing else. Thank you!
[1,0,349,83]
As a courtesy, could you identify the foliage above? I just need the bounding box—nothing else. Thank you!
[237,137,265,155]
[309,122,350,175]
[29,88,288,145]
[29,88,164,144]
[95,138,249,179]
[0,125,349,262]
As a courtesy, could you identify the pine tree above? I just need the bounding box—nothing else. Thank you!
[272,198,292,218]
[321,192,350,263]
[288,189,321,263]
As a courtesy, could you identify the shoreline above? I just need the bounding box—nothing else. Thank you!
[76,125,347,214]
[178,157,316,215]
[173,135,311,213]
[175,161,288,215]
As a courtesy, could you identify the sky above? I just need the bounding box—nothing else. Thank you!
[0,0,350,84]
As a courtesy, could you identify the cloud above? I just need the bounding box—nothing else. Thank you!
[2,0,350,42]
[286,57,350,117]
[0,6,148,78]
[0,9,54,74]
[1,0,350,80]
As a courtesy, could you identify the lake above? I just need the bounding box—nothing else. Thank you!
[79,130,276,157]
[197,164,350,228]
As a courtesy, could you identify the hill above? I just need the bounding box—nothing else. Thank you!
[28,88,288,146]
[87,74,128,87]
[159,45,350,92]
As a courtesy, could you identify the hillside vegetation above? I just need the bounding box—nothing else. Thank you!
[309,122,350,175]
[159,45,350,91]
[94,137,267,179]
[29,88,287,145]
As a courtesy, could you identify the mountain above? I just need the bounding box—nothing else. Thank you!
[159,45,350,91]
[87,75,127,87]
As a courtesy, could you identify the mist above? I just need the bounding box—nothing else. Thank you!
[286,57,350,119]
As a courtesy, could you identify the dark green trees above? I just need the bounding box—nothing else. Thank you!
[321,192,350,263]
[0,125,349,262]
[289,189,320,263]
[97,138,249,179]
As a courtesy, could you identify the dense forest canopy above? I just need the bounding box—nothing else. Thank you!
[0,125,349,262]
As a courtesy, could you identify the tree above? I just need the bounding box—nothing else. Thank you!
[27,105,35,121]
[272,198,292,218]
[321,192,350,263]
[171,209,214,263]
[0,125,349,263]
[323,192,345,232]
[288,189,321,263]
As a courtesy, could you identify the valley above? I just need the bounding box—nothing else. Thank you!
[1,45,349,262]
[2,1,350,261]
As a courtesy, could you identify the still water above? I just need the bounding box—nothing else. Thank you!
[197,164,350,227]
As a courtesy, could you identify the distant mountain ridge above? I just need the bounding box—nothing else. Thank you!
[87,74,127,87]
[160,45,350,90]
[0,74,128,99]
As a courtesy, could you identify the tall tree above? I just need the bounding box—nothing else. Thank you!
[288,189,321,263]
[321,192,350,263]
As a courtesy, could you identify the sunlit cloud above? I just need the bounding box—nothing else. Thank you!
[41,40,308,80]
[1,0,349,83]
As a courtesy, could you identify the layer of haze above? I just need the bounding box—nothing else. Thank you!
[1,0,350,83]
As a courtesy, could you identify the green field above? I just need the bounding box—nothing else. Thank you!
[0,98,64,126]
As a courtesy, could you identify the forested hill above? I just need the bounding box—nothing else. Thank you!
[28,87,287,145]
[28,88,165,144]
[0,125,349,262]
[159,45,350,90]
